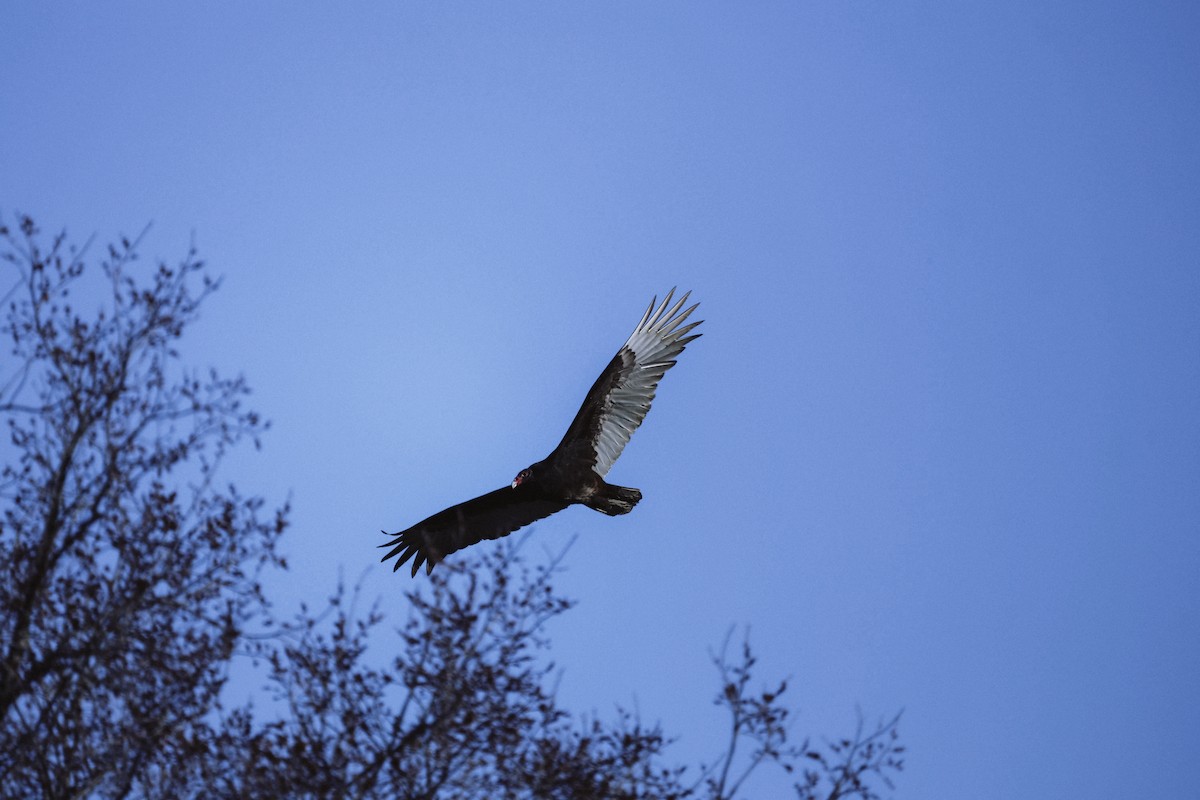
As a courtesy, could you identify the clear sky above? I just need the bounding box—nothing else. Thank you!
[3,3,1199,797]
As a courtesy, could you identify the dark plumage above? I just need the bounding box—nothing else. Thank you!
[381,289,702,576]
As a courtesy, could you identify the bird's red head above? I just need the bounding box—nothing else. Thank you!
[511,468,531,489]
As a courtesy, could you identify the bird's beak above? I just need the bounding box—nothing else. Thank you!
[511,478,520,489]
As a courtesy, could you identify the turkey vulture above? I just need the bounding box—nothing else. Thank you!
[381,288,702,576]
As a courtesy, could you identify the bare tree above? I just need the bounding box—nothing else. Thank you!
[0,216,902,800]
[181,542,902,800]
[0,216,287,799]
[190,545,690,800]
[700,631,903,800]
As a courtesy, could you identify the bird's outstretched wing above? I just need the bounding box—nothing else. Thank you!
[553,288,702,477]
[380,486,569,577]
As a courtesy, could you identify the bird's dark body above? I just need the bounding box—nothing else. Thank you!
[381,291,699,576]
[521,450,642,514]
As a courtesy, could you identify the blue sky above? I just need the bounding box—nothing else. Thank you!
[3,3,1199,797]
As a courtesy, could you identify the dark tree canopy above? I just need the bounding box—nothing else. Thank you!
[0,217,287,798]
[0,217,902,800]
[217,543,904,800]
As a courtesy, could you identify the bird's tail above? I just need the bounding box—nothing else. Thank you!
[586,483,642,516]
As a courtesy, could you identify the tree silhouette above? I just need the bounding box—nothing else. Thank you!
[0,217,902,799]
[0,216,286,799]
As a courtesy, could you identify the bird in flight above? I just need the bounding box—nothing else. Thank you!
[381,288,702,576]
